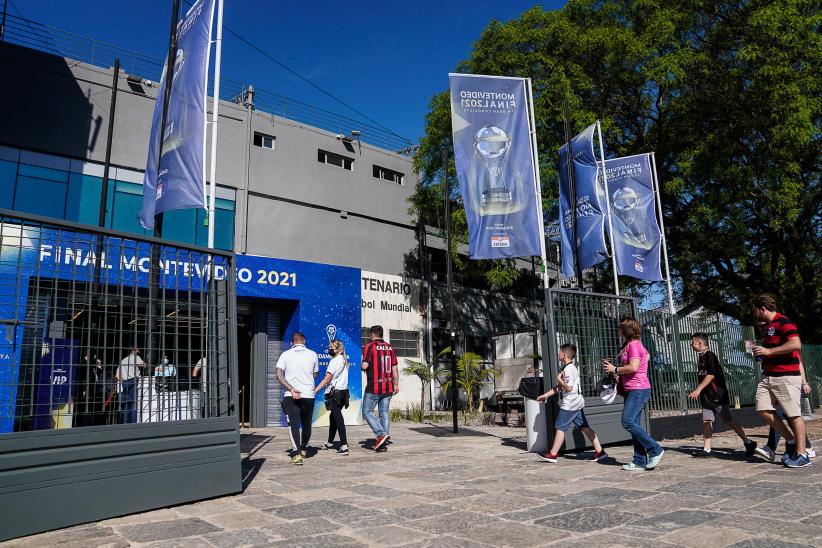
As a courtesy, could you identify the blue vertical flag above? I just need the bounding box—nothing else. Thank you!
[448,74,542,259]
[603,154,663,281]
[557,123,609,277]
[141,0,216,230]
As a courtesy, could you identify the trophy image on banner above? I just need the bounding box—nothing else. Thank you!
[161,47,188,156]
[611,186,652,249]
[474,125,516,215]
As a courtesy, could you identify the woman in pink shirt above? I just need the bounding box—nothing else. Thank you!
[603,317,663,470]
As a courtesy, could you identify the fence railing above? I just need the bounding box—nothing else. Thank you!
[0,208,235,433]
[639,309,800,415]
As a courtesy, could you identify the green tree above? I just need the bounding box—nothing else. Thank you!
[412,0,821,341]
[437,350,500,413]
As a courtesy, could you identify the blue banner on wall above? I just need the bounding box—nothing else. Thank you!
[0,223,363,431]
[558,123,609,277]
[234,255,363,426]
[141,0,215,230]
[448,74,542,259]
[603,154,663,281]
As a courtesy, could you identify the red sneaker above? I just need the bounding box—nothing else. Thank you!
[374,434,390,450]
[536,452,558,463]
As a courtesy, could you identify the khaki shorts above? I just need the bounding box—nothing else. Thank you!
[756,376,802,418]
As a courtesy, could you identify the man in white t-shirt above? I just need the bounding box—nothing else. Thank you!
[116,347,144,424]
[536,343,607,463]
[276,332,319,465]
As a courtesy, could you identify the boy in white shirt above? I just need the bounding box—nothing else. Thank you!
[536,344,607,463]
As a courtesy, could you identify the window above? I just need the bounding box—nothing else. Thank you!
[361,327,370,349]
[318,149,353,171]
[372,165,404,185]
[390,329,419,358]
[253,132,275,150]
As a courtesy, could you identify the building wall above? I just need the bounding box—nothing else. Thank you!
[0,43,419,274]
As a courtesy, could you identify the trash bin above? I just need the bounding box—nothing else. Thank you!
[524,398,548,453]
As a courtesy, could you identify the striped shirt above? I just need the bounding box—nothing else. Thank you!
[762,312,801,376]
[362,339,398,395]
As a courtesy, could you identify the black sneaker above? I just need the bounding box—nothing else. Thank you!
[337,445,349,456]
[744,439,757,457]
[589,450,608,462]
[692,449,711,458]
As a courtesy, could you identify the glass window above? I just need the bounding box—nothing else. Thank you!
[389,329,419,358]
[66,173,103,226]
[110,181,149,236]
[253,133,275,149]
[372,164,404,185]
[194,206,234,251]
[318,149,353,171]
[14,176,68,219]
[361,327,370,349]
[0,160,16,209]
[162,208,198,245]
[18,164,69,183]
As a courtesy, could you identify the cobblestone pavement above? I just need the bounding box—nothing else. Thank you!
[9,422,822,547]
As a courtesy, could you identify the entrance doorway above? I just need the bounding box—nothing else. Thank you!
[237,313,253,427]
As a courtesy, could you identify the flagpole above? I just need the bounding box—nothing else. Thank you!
[207,0,223,250]
[562,102,582,287]
[596,121,620,295]
[650,152,675,314]
[525,78,549,289]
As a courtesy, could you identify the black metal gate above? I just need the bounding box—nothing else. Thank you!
[0,210,241,541]
[544,288,649,450]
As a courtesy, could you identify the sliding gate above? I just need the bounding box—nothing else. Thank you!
[0,210,241,541]
[544,288,649,450]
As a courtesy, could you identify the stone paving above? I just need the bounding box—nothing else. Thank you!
[9,422,822,547]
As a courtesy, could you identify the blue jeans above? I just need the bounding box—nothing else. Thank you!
[362,392,392,437]
[621,388,661,466]
[118,378,137,424]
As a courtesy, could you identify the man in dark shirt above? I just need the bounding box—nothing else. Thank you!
[688,333,756,458]
[361,325,399,451]
[750,293,809,468]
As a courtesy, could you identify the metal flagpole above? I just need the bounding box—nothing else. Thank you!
[596,120,620,296]
[562,102,582,287]
[207,0,224,250]
[525,79,549,289]
[650,152,675,314]
[443,147,459,434]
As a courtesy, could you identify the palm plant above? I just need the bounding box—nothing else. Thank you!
[402,358,435,411]
[437,350,499,413]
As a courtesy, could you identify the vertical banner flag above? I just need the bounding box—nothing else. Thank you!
[557,123,608,277]
[603,154,663,280]
[141,0,216,230]
[448,74,542,259]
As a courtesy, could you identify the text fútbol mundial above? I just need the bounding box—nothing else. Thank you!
[458,90,517,109]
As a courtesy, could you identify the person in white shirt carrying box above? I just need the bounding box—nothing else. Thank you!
[536,343,607,463]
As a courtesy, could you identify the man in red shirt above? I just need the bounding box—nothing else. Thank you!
[750,293,809,468]
[361,325,399,451]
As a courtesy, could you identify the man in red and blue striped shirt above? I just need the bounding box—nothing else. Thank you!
[361,325,399,451]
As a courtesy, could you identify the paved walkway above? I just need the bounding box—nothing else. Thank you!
[9,422,822,547]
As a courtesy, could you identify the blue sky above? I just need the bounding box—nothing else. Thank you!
[11,0,566,143]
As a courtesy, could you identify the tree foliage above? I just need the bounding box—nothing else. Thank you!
[411,0,821,341]
[437,350,499,412]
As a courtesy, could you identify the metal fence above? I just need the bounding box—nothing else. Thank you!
[0,209,235,434]
[640,309,764,415]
